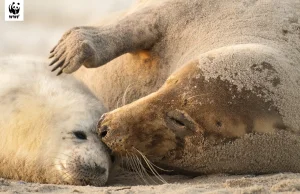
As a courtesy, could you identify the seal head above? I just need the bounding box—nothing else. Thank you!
[0,56,112,186]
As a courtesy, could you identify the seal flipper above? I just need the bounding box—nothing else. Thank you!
[49,8,163,74]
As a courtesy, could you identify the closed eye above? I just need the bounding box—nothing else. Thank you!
[73,131,87,140]
[171,117,186,127]
[165,109,200,138]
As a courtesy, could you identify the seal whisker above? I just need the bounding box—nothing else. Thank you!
[124,153,129,169]
[60,170,73,184]
[133,147,167,184]
[122,84,132,106]
[46,151,74,159]
[46,152,105,186]
[141,158,173,173]
[116,98,121,109]
[46,156,69,161]
[128,153,145,184]
[120,153,125,169]
[44,163,73,184]
[133,154,157,185]
[133,154,151,184]
[143,157,167,184]
[124,153,134,172]
[128,154,141,176]
[49,165,69,184]
[128,152,151,184]
[139,153,165,184]
[130,153,150,184]
[125,152,140,183]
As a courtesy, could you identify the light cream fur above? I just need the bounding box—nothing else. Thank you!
[0,56,111,186]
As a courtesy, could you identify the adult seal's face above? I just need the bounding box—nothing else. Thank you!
[98,61,284,171]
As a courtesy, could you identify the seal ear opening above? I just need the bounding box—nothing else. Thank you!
[165,109,201,138]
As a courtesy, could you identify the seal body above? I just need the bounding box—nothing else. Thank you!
[50,0,300,174]
[0,56,111,186]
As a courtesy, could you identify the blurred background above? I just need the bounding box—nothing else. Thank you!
[0,0,135,57]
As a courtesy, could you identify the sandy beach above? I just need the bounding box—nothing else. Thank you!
[1,1,300,193]
[2,172,300,193]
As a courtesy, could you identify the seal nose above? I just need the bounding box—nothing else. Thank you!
[79,163,107,186]
[98,113,109,138]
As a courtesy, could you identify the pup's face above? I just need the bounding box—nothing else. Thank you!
[48,99,113,186]
[53,127,112,186]
[34,81,114,186]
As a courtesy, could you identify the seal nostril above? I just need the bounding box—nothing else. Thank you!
[100,125,108,138]
[101,131,107,138]
[216,121,222,127]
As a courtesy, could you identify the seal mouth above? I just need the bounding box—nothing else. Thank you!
[63,156,109,186]
[110,153,116,164]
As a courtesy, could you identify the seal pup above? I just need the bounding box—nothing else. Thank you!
[49,0,300,174]
[0,56,112,186]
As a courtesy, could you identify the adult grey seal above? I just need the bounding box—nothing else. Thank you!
[50,0,300,174]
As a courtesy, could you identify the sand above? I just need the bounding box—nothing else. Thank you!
[1,0,300,193]
[2,172,300,193]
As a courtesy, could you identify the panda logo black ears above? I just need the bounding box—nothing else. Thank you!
[9,2,21,15]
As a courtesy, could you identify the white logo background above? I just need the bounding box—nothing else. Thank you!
[5,0,24,21]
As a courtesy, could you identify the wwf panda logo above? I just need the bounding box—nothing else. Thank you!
[9,2,20,15]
